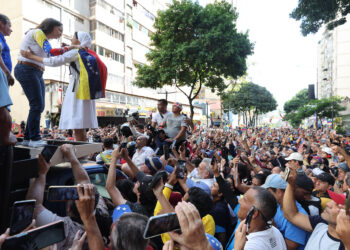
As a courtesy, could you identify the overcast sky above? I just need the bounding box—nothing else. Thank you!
[232,0,322,110]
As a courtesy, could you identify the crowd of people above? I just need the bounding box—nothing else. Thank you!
[1,12,350,250]
[1,97,350,250]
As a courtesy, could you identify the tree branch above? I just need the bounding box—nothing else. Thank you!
[176,84,190,98]
[191,75,203,101]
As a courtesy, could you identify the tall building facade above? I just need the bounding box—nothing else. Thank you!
[1,0,202,126]
[317,15,350,99]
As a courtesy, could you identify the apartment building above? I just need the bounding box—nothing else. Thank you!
[1,0,202,126]
[317,15,350,99]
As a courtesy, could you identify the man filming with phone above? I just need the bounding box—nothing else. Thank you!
[233,186,286,250]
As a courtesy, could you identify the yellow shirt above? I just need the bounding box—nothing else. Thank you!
[154,187,215,243]
[312,189,332,212]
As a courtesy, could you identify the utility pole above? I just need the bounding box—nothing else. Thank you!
[157,90,176,101]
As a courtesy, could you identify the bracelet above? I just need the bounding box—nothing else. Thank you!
[165,183,174,189]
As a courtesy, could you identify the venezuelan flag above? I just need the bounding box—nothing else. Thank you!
[76,49,107,100]
[33,29,53,56]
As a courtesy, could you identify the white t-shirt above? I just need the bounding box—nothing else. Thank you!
[18,29,52,68]
[132,146,155,168]
[305,216,344,250]
[244,226,287,250]
[152,111,171,127]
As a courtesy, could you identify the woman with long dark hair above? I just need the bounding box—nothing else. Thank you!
[15,18,70,147]
[21,31,107,141]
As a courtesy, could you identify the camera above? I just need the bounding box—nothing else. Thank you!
[331,167,339,178]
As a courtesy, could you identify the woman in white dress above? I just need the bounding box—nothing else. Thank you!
[21,32,105,141]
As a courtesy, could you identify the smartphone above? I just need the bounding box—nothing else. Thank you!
[170,140,177,150]
[196,136,201,145]
[127,116,134,122]
[2,220,65,250]
[284,167,290,181]
[163,144,170,160]
[41,145,58,163]
[176,160,186,179]
[47,186,79,201]
[245,206,255,233]
[149,171,168,189]
[9,200,36,236]
[143,213,180,239]
[120,142,128,149]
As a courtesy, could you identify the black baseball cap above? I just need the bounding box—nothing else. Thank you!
[316,172,335,186]
[295,173,314,193]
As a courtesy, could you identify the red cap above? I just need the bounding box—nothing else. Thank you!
[327,190,346,205]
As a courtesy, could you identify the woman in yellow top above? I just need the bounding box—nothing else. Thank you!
[153,174,215,243]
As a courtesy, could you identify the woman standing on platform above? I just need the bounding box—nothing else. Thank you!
[21,31,107,142]
[15,18,65,147]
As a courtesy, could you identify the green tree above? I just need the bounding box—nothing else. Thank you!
[284,96,346,128]
[283,89,309,127]
[222,82,277,127]
[283,89,309,114]
[291,0,350,36]
[134,0,253,119]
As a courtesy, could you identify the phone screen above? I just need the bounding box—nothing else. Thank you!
[163,144,170,160]
[170,140,177,150]
[284,167,290,181]
[3,220,65,250]
[10,200,36,236]
[144,213,180,239]
[176,160,186,179]
[196,136,201,145]
[47,186,79,201]
[41,145,58,163]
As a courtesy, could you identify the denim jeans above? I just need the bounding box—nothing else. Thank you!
[45,119,50,129]
[14,63,45,141]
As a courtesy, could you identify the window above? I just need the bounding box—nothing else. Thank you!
[98,46,104,56]
[74,15,84,24]
[120,95,126,104]
[96,45,124,64]
[96,21,124,42]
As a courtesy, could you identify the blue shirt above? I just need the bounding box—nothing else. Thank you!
[274,203,309,250]
[186,178,211,196]
[0,32,12,72]
[0,68,12,110]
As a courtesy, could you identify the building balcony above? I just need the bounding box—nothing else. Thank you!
[94,30,125,54]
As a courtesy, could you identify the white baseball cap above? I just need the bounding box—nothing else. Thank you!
[285,152,303,161]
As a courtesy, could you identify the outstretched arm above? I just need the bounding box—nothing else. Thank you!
[26,154,50,217]
[61,144,90,184]
[283,168,313,232]
[106,147,126,207]
[75,184,104,250]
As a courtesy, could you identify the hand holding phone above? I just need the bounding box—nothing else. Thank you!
[41,145,58,163]
[245,206,255,233]
[143,213,180,239]
[171,140,177,150]
[3,221,65,250]
[47,186,79,201]
[284,167,290,181]
[10,200,36,236]
[176,160,186,179]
